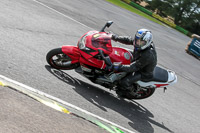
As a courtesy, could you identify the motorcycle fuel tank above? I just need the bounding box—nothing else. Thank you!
[109,47,133,65]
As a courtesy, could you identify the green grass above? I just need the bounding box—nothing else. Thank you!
[106,0,165,26]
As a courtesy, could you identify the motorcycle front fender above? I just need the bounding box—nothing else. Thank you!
[62,45,80,64]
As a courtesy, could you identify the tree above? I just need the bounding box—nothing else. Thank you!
[167,0,200,25]
[183,12,200,34]
[145,0,171,17]
[145,0,200,34]
[132,0,144,4]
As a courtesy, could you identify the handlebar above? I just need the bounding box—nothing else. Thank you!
[98,49,112,66]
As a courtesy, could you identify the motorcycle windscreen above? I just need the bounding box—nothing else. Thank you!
[91,33,112,55]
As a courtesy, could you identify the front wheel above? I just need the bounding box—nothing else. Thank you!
[46,48,79,70]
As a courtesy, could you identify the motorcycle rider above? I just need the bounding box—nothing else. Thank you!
[108,29,157,94]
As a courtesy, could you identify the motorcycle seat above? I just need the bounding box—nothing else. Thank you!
[152,66,168,82]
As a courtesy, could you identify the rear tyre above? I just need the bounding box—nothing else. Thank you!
[46,48,79,70]
[116,87,155,100]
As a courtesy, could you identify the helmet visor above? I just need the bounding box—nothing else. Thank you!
[135,38,146,48]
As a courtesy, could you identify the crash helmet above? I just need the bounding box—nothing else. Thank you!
[134,29,153,50]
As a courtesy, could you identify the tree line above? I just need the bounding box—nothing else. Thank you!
[132,0,200,35]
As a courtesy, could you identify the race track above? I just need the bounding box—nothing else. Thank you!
[0,0,200,133]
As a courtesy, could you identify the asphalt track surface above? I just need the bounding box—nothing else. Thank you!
[0,85,105,133]
[0,0,200,133]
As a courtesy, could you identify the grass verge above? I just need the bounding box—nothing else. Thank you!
[106,0,165,26]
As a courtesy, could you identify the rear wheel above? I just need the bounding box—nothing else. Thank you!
[46,48,79,70]
[116,86,155,100]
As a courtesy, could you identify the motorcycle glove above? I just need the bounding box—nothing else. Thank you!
[105,64,122,72]
[113,64,122,72]
[111,34,119,41]
[105,65,113,72]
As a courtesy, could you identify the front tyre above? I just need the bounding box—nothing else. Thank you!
[46,48,79,70]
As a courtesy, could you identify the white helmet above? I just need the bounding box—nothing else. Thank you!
[134,29,153,50]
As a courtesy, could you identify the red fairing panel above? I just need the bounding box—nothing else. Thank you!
[155,84,169,88]
[62,46,80,64]
[79,57,106,69]
[109,47,133,65]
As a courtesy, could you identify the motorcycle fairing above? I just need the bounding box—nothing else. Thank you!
[79,47,133,69]
[110,47,133,65]
[78,31,112,60]
[77,30,133,69]
[62,45,80,64]
[137,80,170,88]
[79,56,106,69]
[136,67,177,88]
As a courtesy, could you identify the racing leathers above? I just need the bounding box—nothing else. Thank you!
[112,35,157,89]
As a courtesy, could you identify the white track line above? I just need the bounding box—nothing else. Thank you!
[0,75,135,133]
[32,0,92,29]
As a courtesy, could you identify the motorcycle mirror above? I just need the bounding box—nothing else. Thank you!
[100,21,113,32]
[106,21,113,28]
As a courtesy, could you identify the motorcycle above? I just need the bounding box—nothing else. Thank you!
[46,21,177,100]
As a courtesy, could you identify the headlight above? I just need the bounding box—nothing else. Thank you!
[78,36,86,49]
[79,40,85,49]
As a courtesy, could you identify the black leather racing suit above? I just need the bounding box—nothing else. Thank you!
[112,35,157,89]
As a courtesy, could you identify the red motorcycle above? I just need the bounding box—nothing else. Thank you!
[46,21,177,100]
